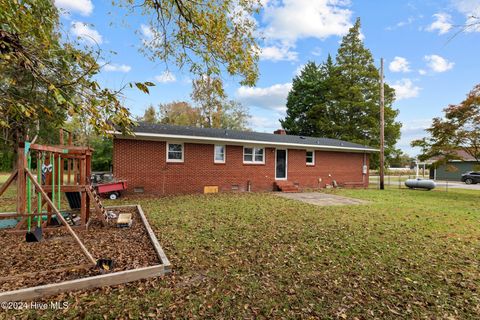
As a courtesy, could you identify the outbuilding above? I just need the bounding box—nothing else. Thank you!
[428,150,480,181]
[112,123,376,195]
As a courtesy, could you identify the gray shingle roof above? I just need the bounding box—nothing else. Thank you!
[120,123,377,152]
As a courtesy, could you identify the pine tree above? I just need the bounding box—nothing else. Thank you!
[307,54,346,139]
[281,61,324,135]
[281,18,401,164]
[334,17,400,155]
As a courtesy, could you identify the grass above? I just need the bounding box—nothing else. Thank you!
[1,176,479,318]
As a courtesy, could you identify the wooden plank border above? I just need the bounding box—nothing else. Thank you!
[0,265,166,302]
[0,204,171,302]
[136,205,171,272]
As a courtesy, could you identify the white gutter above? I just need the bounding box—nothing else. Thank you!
[109,131,379,153]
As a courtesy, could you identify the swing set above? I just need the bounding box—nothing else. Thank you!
[0,129,112,269]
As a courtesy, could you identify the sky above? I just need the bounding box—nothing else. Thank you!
[54,0,480,156]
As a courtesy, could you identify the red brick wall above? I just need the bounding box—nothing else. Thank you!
[113,138,370,195]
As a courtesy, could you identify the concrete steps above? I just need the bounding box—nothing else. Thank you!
[275,181,299,193]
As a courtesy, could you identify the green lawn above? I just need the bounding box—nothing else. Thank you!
[1,186,480,318]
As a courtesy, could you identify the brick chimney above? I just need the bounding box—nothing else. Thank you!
[273,129,287,135]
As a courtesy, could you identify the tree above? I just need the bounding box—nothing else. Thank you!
[117,0,261,92]
[191,75,226,127]
[412,83,480,165]
[0,0,153,159]
[142,105,158,123]
[388,150,412,168]
[157,98,250,130]
[64,115,112,171]
[219,100,250,131]
[281,18,401,166]
[281,60,325,136]
[158,101,201,126]
[332,18,400,155]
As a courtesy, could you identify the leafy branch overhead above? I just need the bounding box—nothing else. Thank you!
[117,0,261,87]
[0,0,154,148]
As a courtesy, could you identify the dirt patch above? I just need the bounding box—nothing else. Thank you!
[0,207,160,292]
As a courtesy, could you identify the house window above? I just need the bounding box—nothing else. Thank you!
[167,142,184,162]
[306,150,315,165]
[244,147,265,164]
[214,145,226,163]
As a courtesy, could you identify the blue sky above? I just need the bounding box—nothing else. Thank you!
[55,0,480,156]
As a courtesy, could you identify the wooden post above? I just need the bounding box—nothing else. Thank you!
[85,153,91,222]
[379,58,385,190]
[26,169,96,266]
[60,154,64,186]
[17,147,26,215]
[67,158,71,185]
[80,157,87,226]
[59,129,64,145]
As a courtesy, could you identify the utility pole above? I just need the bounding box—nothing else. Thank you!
[379,58,385,190]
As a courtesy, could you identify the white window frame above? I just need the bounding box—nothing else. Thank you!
[214,145,226,163]
[166,142,184,163]
[306,150,315,166]
[243,146,265,164]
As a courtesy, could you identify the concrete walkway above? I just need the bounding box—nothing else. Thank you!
[273,192,368,206]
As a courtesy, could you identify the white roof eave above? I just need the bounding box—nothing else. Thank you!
[109,131,379,153]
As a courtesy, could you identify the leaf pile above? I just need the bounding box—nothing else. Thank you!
[0,207,159,292]
[2,189,480,319]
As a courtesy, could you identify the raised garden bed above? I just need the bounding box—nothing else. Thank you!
[0,205,170,301]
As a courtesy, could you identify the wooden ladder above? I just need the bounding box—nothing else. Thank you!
[86,185,107,224]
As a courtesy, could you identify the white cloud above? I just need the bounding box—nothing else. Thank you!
[386,16,416,31]
[155,71,176,83]
[389,56,411,73]
[418,69,427,75]
[398,118,432,155]
[236,83,292,112]
[140,24,154,41]
[426,13,452,35]
[424,54,454,72]
[261,0,353,44]
[311,47,322,56]
[55,0,93,16]
[294,64,306,76]
[401,119,432,134]
[260,45,298,61]
[71,22,102,45]
[250,115,282,131]
[104,63,131,73]
[452,0,480,32]
[391,79,421,100]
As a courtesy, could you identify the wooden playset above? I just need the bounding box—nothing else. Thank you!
[0,130,171,301]
[0,130,109,266]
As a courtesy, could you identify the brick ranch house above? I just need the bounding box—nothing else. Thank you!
[112,123,377,195]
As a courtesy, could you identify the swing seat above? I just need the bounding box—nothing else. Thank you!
[26,227,43,242]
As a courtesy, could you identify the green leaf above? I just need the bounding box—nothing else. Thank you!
[135,82,150,94]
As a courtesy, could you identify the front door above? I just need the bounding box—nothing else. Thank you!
[275,149,287,180]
